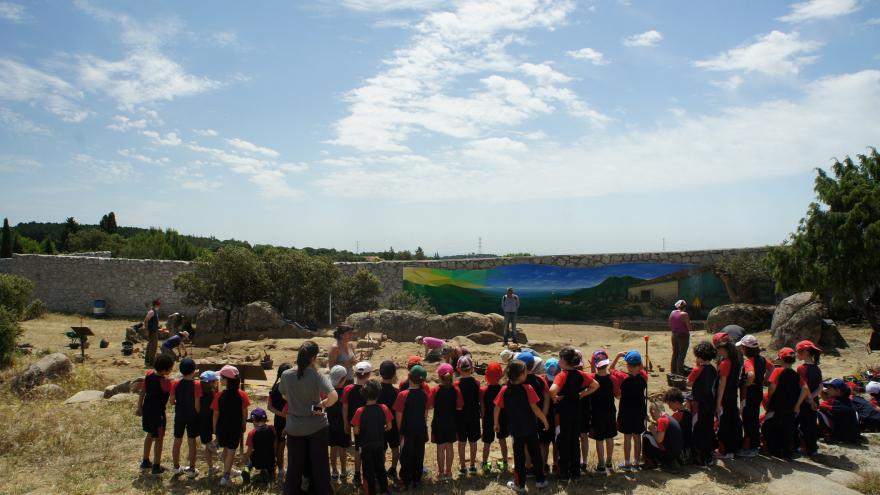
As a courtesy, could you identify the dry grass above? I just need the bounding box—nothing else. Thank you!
[851,471,880,495]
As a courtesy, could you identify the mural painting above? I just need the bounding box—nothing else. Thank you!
[403,263,730,320]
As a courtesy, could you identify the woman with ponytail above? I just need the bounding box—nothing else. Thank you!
[329,325,357,384]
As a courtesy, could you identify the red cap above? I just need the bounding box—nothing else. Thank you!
[406,355,422,368]
[795,340,822,353]
[485,362,503,385]
[712,332,730,346]
[777,347,796,359]
[846,381,859,393]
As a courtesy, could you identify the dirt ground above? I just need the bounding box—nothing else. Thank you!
[5,314,880,495]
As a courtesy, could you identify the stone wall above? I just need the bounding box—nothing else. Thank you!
[0,254,196,317]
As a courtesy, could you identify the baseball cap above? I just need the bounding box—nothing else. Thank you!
[736,335,760,349]
[532,356,544,374]
[485,362,503,385]
[379,360,397,379]
[866,381,880,395]
[624,350,642,366]
[329,365,348,385]
[406,355,422,368]
[574,349,584,370]
[437,363,454,377]
[354,361,373,374]
[592,349,610,368]
[823,378,846,389]
[179,330,190,340]
[415,335,423,343]
[250,407,268,421]
[199,370,219,382]
[795,340,822,353]
[777,347,796,360]
[409,364,427,381]
[674,299,687,309]
[219,365,239,379]
[515,352,535,371]
[544,358,560,380]
[712,332,730,346]
[457,356,473,372]
[500,349,515,363]
[179,357,197,375]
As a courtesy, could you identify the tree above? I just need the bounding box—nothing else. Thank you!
[262,248,312,318]
[12,234,41,254]
[99,211,118,234]
[174,246,270,317]
[0,273,34,319]
[335,269,382,317]
[768,148,880,333]
[381,247,395,261]
[415,246,426,260]
[0,306,22,368]
[396,249,413,260]
[0,218,12,258]
[713,252,773,303]
[60,217,79,251]
[41,237,57,254]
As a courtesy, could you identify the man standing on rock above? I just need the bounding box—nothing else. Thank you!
[501,287,520,346]
[143,299,161,367]
[668,300,693,375]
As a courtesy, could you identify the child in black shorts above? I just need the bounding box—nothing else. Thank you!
[481,362,509,474]
[763,347,809,459]
[456,356,482,475]
[198,370,219,476]
[688,342,718,467]
[394,365,431,490]
[267,362,291,478]
[170,357,201,478]
[243,408,277,482]
[796,340,823,455]
[352,379,394,495]
[737,335,772,457]
[344,361,372,486]
[663,388,693,464]
[550,347,598,481]
[137,354,174,475]
[432,363,463,481]
[327,365,350,480]
[213,365,251,487]
[611,350,648,471]
[378,360,401,479]
[589,349,618,474]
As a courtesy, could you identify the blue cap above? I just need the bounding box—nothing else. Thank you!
[199,370,219,382]
[515,352,535,370]
[544,358,560,379]
[824,378,846,389]
[624,350,642,366]
[250,407,268,421]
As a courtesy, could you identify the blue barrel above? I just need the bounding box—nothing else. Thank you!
[93,299,106,318]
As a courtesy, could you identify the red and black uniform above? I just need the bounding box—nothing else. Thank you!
[688,364,717,463]
[818,396,861,444]
[430,384,463,444]
[456,376,482,443]
[394,387,429,487]
[580,379,592,436]
[171,378,202,439]
[211,388,251,450]
[672,408,693,457]
[198,383,215,444]
[327,386,350,447]
[643,414,683,465]
[715,358,742,454]
[399,379,430,394]
[142,370,171,438]
[494,383,545,489]
[797,363,822,453]
[268,381,287,441]
[343,383,367,448]
[480,384,508,443]
[553,369,594,479]
[762,367,803,458]
[352,404,393,495]
[246,424,277,471]
[524,374,553,445]
[379,382,400,449]
[614,369,648,435]
[589,373,619,440]
[741,355,771,450]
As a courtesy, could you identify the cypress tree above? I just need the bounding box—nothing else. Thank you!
[0,218,12,258]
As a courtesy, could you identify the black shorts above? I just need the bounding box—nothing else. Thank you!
[328,426,350,448]
[580,401,592,434]
[457,419,481,443]
[482,419,509,443]
[385,425,401,449]
[216,427,242,450]
[142,413,166,438]
[199,417,213,444]
[174,416,200,439]
[617,411,646,435]
[590,414,618,441]
[432,425,457,444]
[274,416,287,441]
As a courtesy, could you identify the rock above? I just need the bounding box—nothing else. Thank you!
[10,353,73,392]
[33,383,64,398]
[356,338,381,350]
[444,312,496,336]
[125,324,147,343]
[345,309,510,342]
[104,379,137,399]
[65,390,105,404]
[109,393,138,402]
[707,304,775,333]
[196,306,227,336]
[466,331,502,345]
[486,313,504,334]
[820,319,848,349]
[771,292,825,348]
[524,340,555,354]
[233,301,286,333]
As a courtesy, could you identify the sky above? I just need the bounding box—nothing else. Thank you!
[1,0,879,256]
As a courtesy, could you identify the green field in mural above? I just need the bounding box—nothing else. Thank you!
[403,263,731,319]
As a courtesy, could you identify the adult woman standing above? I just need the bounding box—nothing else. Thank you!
[142,299,161,367]
[281,341,337,495]
[328,325,357,383]
[668,300,693,375]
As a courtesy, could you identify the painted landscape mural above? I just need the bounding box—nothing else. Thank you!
[403,263,730,320]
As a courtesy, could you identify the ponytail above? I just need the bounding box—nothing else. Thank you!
[810,349,821,365]
[297,341,319,378]
[274,362,292,389]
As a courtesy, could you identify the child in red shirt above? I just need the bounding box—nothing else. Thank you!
[480,362,509,473]
[610,350,648,471]
[796,340,823,455]
[170,357,202,477]
[431,363,463,481]
[137,354,174,475]
[687,342,718,467]
[549,347,598,481]
[713,340,742,459]
[352,379,394,495]
[762,348,809,460]
[213,365,251,487]
[736,335,772,457]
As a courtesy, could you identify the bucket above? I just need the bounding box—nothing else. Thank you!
[93,299,107,318]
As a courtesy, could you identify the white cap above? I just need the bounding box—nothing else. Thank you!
[329,365,348,385]
[532,356,544,373]
[596,359,610,368]
[674,300,687,309]
[867,381,880,395]
[736,335,760,348]
[354,361,373,374]
[500,349,515,363]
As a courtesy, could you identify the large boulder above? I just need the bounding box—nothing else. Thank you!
[445,312,497,336]
[771,292,825,348]
[344,309,507,342]
[10,353,73,392]
[231,301,286,333]
[196,306,227,336]
[707,304,775,333]
[466,331,502,345]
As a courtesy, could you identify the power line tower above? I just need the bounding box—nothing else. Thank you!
[478,236,482,256]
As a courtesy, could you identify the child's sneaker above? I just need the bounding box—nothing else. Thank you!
[617,462,631,472]
[185,467,199,479]
[713,450,734,460]
[469,465,477,474]
[595,464,606,474]
[482,462,492,475]
[139,459,152,471]
[459,466,468,476]
[172,465,185,475]
[579,463,587,473]
[151,464,166,476]
[278,468,286,481]
[220,473,232,487]
[506,481,527,493]
[536,480,549,489]
[496,460,508,472]
[241,466,252,483]
[605,461,614,472]
[736,448,757,458]
[207,466,219,477]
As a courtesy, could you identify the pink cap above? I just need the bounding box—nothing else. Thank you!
[219,365,239,379]
[437,363,454,377]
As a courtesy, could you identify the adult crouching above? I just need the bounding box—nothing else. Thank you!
[281,341,337,495]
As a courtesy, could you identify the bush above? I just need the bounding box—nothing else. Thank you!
[0,274,33,318]
[0,306,22,368]
[384,290,437,314]
[23,299,47,321]
[335,270,382,318]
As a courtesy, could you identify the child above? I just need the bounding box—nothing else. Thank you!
[713,340,742,459]
[393,364,430,490]
[343,360,372,485]
[868,381,880,411]
[687,342,718,467]
[327,365,351,480]
[796,340,823,456]
[456,356,482,475]
[763,348,808,460]
[735,335,772,457]
[243,408,277,481]
[415,336,446,357]
[267,362,291,478]
[352,379,394,495]
[494,359,549,493]
[549,347,598,481]
[818,378,861,444]
[481,362,509,474]
[398,356,430,393]
[590,349,619,474]
[610,350,648,471]
[378,360,401,479]
[136,354,174,475]
[543,357,562,474]
[198,370,219,476]
[642,401,683,470]
[213,365,251,487]
[663,388,692,463]
[170,357,202,477]
[519,353,552,476]
[431,363,463,481]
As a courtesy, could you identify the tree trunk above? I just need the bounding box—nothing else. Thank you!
[719,273,741,303]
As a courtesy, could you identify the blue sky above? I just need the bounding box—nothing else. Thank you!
[1,0,878,255]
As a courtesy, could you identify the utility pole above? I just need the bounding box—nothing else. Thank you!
[356,241,359,254]
[478,236,482,256]
[662,237,666,252]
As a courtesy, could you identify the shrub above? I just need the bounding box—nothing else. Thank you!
[384,290,437,314]
[0,274,33,318]
[0,306,22,368]
[335,270,382,317]
[23,299,47,321]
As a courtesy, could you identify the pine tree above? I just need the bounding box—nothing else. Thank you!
[99,212,118,234]
[41,237,56,254]
[60,217,79,252]
[0,218,12,258]
[415,246,426,260]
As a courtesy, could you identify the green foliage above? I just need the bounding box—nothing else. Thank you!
[0,306,22,368]
[261,248,312,317]
[23,299,47,321]
[768,148,880,331]
[335,270,382,317]
[384,290,437,314]
[12,234,42,254]
[713,252,773,303]
[121,228,203,260]
[59,217,79,251]
[415,247,426,260]
[503,252,534,257]
[40,237,56,254]
[174,246,270,312]
[0,274,33,319]
[66,229,122,255]
[1,218,11,258]
[381,247,395,261]
[99,211,118,234]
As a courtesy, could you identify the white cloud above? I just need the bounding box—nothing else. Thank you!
[694,31,821,76]
[117,148,163,165]
[107,114,147,131]
[194,128,218,137]
[623,30,662,47]
[519,62,572,84]
[280,162,309,173]
[71,153,136,183]
[779,0,859,23]
[0,58,88,122]
[566,47,608,65]
[0,107,51,135]
[225,137,280,158]
[316,70,880,202]
[340,0,448,12]
[186,142,299,198]
[0,153,41,172]
[712,75,745,92]
[211,31,238,46]
[0,1,27,22]
[141,130,182,146]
